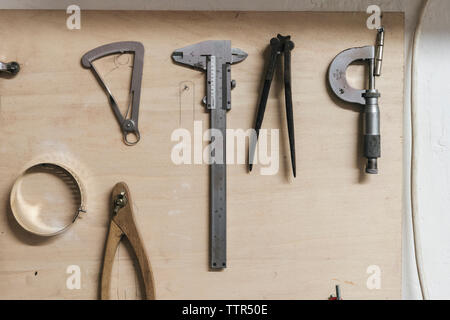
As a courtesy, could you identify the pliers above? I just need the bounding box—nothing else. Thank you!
[249,34,296,177]
[100,182,155,300]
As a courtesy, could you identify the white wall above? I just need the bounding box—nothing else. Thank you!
[412,0,450,299]
[1,0,444,300]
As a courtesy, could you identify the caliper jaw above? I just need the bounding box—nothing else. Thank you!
[172,41,247,70]
[172,41,247,111]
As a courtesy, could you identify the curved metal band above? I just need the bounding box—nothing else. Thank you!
[10,162,86,237]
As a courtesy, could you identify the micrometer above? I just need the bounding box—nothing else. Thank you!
[328,28,384,174]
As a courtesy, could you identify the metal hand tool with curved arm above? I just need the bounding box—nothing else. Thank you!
[249,34,296,177]
[81,41,144,146]
[328,28,384,174]
[101,182,155,300]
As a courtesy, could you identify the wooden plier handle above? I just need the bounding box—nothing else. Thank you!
[100,182,155,300]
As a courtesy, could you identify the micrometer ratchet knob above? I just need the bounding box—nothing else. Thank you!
[374,28,385,77]
[363,90,381,174]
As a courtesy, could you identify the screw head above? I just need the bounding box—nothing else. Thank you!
[113,192,127,213]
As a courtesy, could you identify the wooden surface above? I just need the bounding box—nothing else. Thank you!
[0,11,404,299]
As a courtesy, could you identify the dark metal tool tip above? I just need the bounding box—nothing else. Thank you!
[366,159,378,174]
[8,62,20,75]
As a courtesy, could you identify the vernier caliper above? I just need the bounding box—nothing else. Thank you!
[328,28,384,174]
[172,41,247,269]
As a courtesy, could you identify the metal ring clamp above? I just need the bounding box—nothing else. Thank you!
[10,162,86,236]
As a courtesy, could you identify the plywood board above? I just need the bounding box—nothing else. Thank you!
[0,11,404,299]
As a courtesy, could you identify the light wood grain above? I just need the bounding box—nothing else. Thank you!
[0,11,404,299]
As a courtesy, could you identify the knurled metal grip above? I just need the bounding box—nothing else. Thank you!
[364,135,381,158]
[363,90,381,174]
